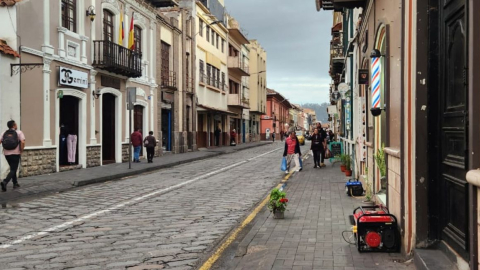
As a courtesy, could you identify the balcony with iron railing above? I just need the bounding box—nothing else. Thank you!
[92,40,142,78]
[318,0,366,11]
[199,73,226,91]
[161,70,177,89]
[228,56,249,77]
[329,31,345,78]
[186,77,195,92]
[228,93,249,109]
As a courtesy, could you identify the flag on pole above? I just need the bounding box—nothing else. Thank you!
[128,12,135,50]
[118,11,124,45]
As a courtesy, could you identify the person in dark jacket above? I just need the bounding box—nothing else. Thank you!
[310,128,323,168]
[144,131,157,163]
[283,131,302,174]
[131,128,142,162]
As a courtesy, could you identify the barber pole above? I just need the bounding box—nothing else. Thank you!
[370,56,382,116]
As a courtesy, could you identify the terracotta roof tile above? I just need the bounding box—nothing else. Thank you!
[0,40,20,58]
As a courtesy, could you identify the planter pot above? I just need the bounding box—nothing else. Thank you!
[273,211,285,219]
[340,165,347,172]
[345,170,352,176]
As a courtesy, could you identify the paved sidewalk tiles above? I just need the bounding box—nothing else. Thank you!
[0,142,271,205]
[227,156,415,270]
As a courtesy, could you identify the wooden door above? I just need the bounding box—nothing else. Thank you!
[102,94,116,163]
[438,0,468,259]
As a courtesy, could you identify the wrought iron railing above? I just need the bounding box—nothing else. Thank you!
[199,73,226,91]
[161,70,177,89]
[92,40,142,78]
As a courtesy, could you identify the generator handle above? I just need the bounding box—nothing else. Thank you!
[353,205,398,224]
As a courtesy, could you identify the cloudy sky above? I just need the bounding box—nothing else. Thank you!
[225,0,333,105]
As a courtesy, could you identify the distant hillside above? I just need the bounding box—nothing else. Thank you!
[301,103,329,123]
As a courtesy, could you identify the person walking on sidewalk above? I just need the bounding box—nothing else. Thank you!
[230,129,237,146]
[280,130,284,142]
[310,128,323,168]
[0,120,25,192]
[316,122,328,167]
[272,132,276,142]
[131,128,142,163]
[283,131,301,174]
[144,131,156,163]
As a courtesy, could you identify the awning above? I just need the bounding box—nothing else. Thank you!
[197,104,238,116]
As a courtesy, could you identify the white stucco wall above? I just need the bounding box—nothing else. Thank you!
[0,4,20,179]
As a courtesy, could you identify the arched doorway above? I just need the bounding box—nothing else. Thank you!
[102,93,116,164]
[134,105,144,156]
[59,96,79,166]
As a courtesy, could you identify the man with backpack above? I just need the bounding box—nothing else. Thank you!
[0,120,26,192]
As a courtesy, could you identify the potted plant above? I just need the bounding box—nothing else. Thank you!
[339,154,347,172]
[345,155,352,176]
[374,144,387,189]
[267,188,288,219]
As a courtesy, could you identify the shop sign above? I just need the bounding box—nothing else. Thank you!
[358,69,369,85]
[59,67,88,88]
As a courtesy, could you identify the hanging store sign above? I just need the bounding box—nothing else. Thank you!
[358,69,369,85]
[59,67,88,88]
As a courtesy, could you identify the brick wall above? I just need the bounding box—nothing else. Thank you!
[87,146,101,168]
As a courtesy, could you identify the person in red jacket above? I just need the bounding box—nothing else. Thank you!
[131,128,142,162]
[230,129,237,146]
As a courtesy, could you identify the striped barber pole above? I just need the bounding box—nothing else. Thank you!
[371,57,381,109]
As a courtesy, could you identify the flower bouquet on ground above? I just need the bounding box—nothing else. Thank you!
[268,188,288,219]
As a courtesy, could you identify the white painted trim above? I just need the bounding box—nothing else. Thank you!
[21,46,93,70]
[55,89,88,172]
[99,87,123,163]
[66,40,81,62]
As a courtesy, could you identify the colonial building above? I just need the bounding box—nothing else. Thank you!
[262,88,291,140]
[156,1,197,154]
[14,0,159,176]
[247,39,267,141]
[318,0,480,268]
[226,14,249,145]
[195,0,232,148]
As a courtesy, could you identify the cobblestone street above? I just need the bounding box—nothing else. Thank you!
[0,143,295,270]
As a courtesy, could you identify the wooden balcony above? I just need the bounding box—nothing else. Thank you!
[228,56,249,77]
[92,40,142,78]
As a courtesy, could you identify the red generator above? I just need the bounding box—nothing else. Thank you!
[352,205,400,252]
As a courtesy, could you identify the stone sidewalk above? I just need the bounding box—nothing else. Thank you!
[0,142,271,205]
[217,156,415,270]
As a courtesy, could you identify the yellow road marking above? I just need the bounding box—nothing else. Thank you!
[198,156,306,270]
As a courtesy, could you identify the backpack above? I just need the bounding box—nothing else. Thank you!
[2,130,19,150]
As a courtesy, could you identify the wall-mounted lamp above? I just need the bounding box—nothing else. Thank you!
[92,89,101,99]
[86,6,96,22]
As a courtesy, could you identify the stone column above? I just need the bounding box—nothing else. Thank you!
[58,27,66,58]
[81,35,89,64]
[42,0,54,54]
[43,57,53,146]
